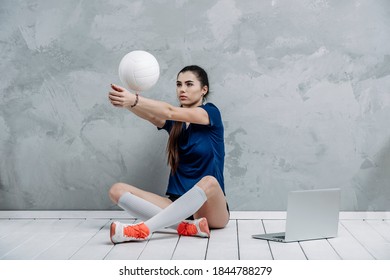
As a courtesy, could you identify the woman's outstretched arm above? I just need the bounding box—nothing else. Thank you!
[108,84,209,126]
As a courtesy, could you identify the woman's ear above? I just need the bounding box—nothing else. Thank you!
[202,85,208,96]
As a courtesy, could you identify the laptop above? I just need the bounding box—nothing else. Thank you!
[252,188,340,242]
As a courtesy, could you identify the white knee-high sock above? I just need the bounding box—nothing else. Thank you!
[144,185,207,233]
[118,192,162,221]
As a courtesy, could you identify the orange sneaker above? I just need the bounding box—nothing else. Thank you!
[177,217,210,238]
[110,221,150,244]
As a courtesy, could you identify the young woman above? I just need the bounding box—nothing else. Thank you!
[108,65,229,243]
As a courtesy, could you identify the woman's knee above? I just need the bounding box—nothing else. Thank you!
[197,176,220,196]
[108,182,128,204]
[195,176,229,227]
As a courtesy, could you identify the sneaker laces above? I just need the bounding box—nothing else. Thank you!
[123,223,149,239]
[178,222,198,236]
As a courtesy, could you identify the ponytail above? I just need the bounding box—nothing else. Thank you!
[167,121,183,173]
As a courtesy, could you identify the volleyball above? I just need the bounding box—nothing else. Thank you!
[118,50,160,92]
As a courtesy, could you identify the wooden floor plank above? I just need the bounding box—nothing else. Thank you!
[237,220,273,260]
[299,239,341,260]
[327,222,374,260]
[172,235,208,260]
[105,240,149,260]
[0,219,76,259]
[366,220,390,260]
[341,220,390,260]
[0,220,60,259]
[2,219,82,260]
[366,220,390,242]
[36,219,109,260]
[206,220,238,260]
[262,220,307,260]
[137,232,179,260]
[0,220,32,239]
[69,220,113,260]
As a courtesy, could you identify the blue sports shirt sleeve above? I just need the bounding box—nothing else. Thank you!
[201,103,223,128]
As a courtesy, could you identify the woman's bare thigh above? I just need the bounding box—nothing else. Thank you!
[193,177,230,229]
[109,182,172,209]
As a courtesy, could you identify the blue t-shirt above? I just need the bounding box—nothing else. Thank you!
[159,103,225,196]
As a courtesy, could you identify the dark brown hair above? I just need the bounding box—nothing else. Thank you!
[167,65,210,173]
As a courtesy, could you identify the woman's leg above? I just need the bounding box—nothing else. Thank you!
[144,184,207,232]
[142,176,229,231]
[108,182,172,220]
[193,176,230,229]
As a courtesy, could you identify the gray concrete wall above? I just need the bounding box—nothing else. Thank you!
[0,0,389,210]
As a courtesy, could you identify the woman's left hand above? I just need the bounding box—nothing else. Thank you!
[108,84,136,109]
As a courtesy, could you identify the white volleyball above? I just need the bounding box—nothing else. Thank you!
[118,50,160,92]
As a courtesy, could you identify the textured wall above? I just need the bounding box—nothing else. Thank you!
[0,0,389,210]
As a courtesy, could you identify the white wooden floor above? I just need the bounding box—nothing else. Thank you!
[0,211,389,260]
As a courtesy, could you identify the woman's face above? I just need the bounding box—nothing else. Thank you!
[176,71,208,108]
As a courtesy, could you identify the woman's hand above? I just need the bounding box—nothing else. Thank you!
[108,83,165,127]
[108,84,137,109]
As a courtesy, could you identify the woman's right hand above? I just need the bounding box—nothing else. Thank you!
[108,84,137,109]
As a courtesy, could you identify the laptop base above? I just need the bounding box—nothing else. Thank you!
[252,232,288,243]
